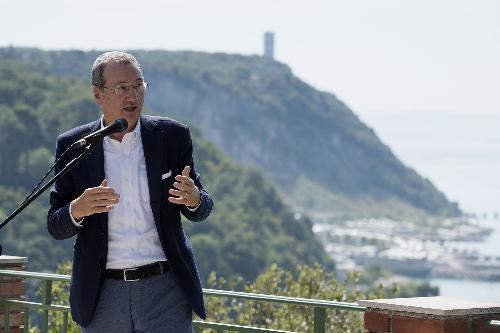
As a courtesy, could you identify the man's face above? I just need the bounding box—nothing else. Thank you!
[93,62,145,131]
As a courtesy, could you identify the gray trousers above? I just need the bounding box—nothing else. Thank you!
[81,270,193,333]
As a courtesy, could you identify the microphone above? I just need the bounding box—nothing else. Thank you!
[71,118,128,149]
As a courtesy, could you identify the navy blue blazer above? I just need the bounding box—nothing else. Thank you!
[47,115,213,327]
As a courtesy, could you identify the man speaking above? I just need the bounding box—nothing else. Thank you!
[47,51,213,332]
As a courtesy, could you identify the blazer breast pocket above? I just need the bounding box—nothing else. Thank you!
[161,170,172,181]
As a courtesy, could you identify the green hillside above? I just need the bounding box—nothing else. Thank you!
[0,60,332,280]
[0,47,460,219]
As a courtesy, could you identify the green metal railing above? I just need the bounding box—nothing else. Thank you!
[0,269,366,333]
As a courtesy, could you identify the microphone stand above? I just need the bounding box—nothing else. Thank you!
[0,144,96,255]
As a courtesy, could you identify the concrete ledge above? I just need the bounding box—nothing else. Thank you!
[0,256,28,265]
[361,297,500,333]
[359,297,500,316]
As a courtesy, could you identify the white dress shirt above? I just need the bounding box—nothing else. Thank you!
[102,118,167,269]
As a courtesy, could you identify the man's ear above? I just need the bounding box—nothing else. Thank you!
[93,86,104,108]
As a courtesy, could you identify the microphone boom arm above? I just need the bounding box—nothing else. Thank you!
[0,144,96,255]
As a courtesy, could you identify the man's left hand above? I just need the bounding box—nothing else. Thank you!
[168,166,201,209]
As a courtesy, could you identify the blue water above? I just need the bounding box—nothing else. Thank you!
[359,111,500,304]
[430,218,500,303]
[431,278,500,303]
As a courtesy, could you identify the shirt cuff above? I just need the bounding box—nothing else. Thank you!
[69,203,84,228]
[186,201,200,212]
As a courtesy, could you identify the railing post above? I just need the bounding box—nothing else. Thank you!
[24,308,29,333]
[63,311,69,333]
[313,306,326,333]
[41,280,52,333]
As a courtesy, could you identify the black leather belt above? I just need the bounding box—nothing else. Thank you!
[105,261,169,281]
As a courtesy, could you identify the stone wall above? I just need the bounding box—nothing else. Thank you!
[0,256,27,333]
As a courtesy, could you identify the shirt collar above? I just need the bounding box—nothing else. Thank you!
[101,116,142,150]
[100,116,141,139]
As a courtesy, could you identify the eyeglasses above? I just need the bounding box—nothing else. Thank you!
[100,81,148,97]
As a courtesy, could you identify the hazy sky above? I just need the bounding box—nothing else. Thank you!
[2,0,499,119]
[2,0,499,213]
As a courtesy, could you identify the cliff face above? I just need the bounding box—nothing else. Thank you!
[138,52,460,219]
[0,48,460,219]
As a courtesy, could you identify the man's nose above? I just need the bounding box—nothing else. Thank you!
[125,86,139,101]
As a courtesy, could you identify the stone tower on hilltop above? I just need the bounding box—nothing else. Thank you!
[264,32,275,60]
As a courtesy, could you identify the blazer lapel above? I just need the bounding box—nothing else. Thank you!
[84,119,105,188]
[140,115,164,228]
[83,119,107,228]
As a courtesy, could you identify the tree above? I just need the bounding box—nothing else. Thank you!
[31,262,78,333]
[204,263,388,333]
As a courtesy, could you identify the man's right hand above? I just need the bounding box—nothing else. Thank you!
[70,179,120,221]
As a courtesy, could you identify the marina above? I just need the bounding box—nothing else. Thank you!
[313,217,500,281]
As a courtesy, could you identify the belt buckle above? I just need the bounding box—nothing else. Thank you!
[123,268,139,282]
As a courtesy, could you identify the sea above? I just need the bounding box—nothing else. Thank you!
[358,111,500,303]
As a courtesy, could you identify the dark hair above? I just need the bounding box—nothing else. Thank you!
[91,51,142,87]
